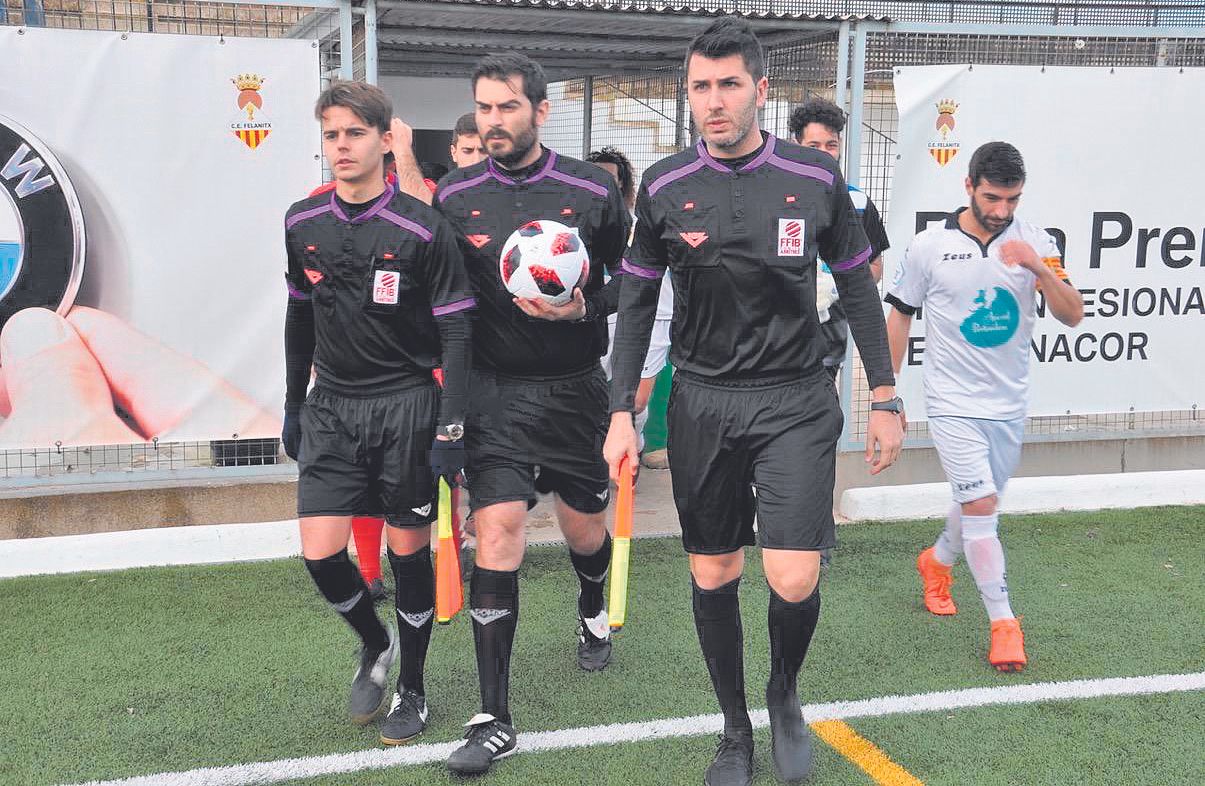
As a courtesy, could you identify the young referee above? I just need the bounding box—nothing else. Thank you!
[281,81,474,739]
[604,19,903,786]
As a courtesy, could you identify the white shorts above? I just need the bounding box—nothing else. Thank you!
[601,316,671,380]
[928,415,1024,504]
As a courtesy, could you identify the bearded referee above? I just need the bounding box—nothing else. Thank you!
[433,52,630,775]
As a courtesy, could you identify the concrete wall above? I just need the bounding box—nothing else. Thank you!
[835,434,1205,503]
[0,477,296,540]
[2,435,1200,540]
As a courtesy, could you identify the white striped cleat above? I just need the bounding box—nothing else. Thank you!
[447,713,518,775]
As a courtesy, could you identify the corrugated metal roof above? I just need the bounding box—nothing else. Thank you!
[401,0,882,23]
[374,0,874,79]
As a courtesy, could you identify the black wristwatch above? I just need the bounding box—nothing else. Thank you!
[439,423,465,441]
[870,396,904,414]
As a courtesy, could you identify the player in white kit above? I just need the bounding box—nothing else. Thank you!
[885,142,1083,671]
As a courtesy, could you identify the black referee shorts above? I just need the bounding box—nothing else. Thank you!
[297,383,438,528]
[667,370,843,554]
[464,366,610,515]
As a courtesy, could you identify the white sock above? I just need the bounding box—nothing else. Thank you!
[634,407,649,453]
[933,503,962,566]
[961,513,1014,621]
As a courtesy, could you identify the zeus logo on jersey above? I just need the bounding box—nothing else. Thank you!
[778,218,804,256]
[373,270,399,304]
[0,114,86,330]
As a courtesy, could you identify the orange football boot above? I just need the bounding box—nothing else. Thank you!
[916,546,957,615]
[989,617,1027,672]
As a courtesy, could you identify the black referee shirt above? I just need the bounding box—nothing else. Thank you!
[610,133,894,412]
[435,147,630,378]
[284,181,475,396]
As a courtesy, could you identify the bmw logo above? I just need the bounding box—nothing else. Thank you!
[0,114,85,329]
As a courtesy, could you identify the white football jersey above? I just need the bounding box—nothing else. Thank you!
[888,209,1064,421]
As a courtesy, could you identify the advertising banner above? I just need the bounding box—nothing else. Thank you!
[0,27,320,448]
[887,65,1203,420]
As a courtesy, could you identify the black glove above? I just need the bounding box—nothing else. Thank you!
[429,436,465,484]
[282,404,302,460]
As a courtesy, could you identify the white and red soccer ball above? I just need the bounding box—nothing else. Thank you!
[498,219,590,306]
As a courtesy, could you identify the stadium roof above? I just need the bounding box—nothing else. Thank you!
[369,0,882,78]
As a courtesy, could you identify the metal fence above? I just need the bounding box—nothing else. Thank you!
[839,24,1205,449]
[2,1,1203,481]
[1,0,340,480]
[2,0,310,35]
[544,19,1205,453]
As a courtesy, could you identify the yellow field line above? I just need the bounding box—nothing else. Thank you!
[811,720,925,786]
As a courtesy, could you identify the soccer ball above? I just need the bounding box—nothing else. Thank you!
[498,219,590,306]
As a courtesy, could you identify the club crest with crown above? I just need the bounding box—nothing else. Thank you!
[928,98,961,167]
[230,73,273,150]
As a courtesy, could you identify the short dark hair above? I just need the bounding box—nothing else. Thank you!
[789,98,845,141]
[452,111,478,143]
[314,80,391,134]
[471,52,547,108]
[587,146,635,205]
[420,161,449,182]
[685,16,765,83]
[968,141,1026,187]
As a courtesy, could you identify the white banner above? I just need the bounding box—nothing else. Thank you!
[886,65,1204,420]
[0,27,320,447]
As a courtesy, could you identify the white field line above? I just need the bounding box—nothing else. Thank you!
[69,670,1205,786]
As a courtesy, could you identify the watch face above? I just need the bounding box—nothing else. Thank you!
[0,115,86,330]
[445,424,464,440]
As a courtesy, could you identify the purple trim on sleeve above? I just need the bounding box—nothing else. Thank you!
[432,296,477,316]
[830,244,873,272]
[379,209,434,242]
[621,258,662,280]
[285,204,332,230]
[286,280,312,300]
[437,170,493,203]
[765,154,835,186]
[544,168,608,197]
[740,134,777,171]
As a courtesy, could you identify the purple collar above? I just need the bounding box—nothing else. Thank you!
[329,179,395,224]
[487,147,557,184]
[695,133,776,173]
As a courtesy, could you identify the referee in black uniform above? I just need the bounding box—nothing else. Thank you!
[282,82,474,741]
[434,53,630,775]
[604,19,903,786]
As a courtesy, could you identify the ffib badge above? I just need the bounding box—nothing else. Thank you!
[777,218,804,257]
[373,270,399,305]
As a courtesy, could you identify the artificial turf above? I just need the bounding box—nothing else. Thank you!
[0,506,1200,785]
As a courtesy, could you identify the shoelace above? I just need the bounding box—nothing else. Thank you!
[465,719,504,744]
[390,690,421,716]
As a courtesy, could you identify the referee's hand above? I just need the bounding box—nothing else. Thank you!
[429,435,465,484]
[603,412,640,484]
[865,409,904,475]
[513,288,587,321]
